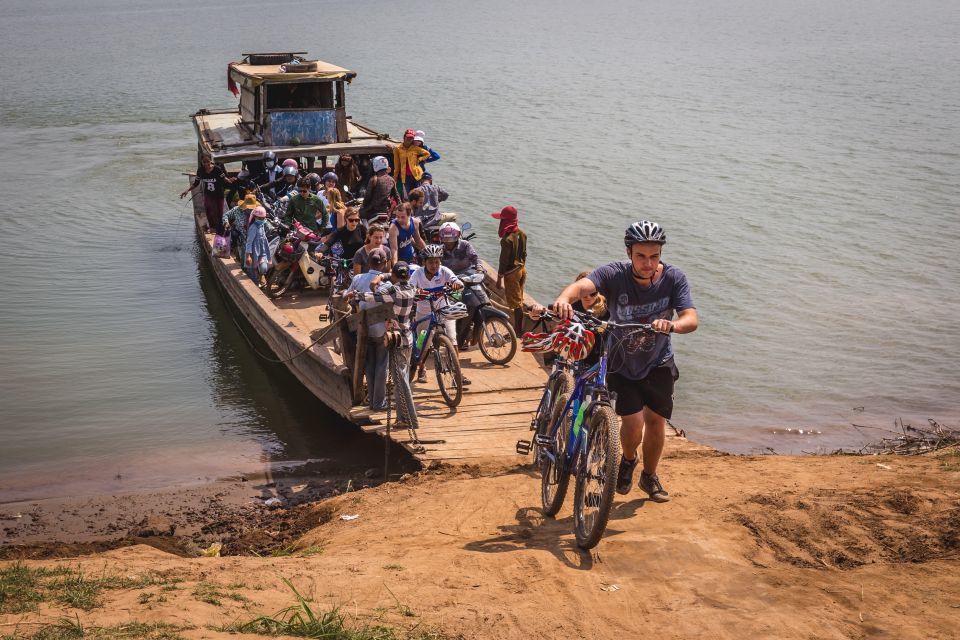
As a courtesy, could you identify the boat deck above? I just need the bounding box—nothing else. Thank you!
[201,225,543,464]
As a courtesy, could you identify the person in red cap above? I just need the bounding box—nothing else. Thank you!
[393,128,432,199]
[492,206,527,332]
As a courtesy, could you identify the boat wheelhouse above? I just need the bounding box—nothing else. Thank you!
[191,51,396,166]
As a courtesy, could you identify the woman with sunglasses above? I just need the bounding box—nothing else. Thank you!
[319,208,365,260]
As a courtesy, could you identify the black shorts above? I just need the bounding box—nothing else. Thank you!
[607,359,679,419]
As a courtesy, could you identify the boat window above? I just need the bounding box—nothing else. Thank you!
[266,82,334,110]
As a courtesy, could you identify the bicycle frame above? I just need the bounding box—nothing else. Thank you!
[539,326,616,473]
[410,294,447,371]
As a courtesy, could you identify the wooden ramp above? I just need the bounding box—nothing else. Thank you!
[350,348,546,462]
[196,222,548,466]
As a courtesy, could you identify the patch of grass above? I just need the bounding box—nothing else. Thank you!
[191,582,225,606]
[221,577,399,639]
[270,543,325,558]
[226,581,247,589]
[52,572,105,610]
[382,564,404,572]
[0,563,45,614]
[940,448,960,471]
[2,620,191,640]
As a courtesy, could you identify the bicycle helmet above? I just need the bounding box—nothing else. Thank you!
[438,222,461,242]
[262,150,276,168]
[422,244,444,259]
[306,173,321,189]
[282,165,298,177]
[521,331,556,353]
[372,156,389,173]
[438,302,469,321]
[551,321,596,362]
[624,220,667,246]
[322,171,338,184]
[282,158,299,169]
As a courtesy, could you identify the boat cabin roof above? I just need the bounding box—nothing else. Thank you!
[229,59,356,85]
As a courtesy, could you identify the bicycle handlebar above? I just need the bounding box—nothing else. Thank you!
[532,308,656,334]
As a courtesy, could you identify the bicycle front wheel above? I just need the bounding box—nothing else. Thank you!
[541,393,573,517]
[477,316,518,365]
[433,333,463,407]
[573,405,622,549]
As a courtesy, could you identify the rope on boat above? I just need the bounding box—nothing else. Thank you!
[229,308,350,364]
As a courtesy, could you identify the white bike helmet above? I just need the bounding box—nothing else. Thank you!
[438,302,469,321]
[624,220,667,246]
[438,222,461,242]
[372,156,389,172]
[423,244,444,258]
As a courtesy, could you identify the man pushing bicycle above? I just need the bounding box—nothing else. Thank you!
[551,221,698,502]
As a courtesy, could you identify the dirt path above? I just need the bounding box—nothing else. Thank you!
[2,446,959,639]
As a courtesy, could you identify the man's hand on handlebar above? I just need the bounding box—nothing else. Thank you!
[450,281,463,291]
[651,318,675,334]
[551,299,575,321]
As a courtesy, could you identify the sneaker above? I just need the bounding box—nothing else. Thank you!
[639,471,670,502]
[416,369,428,384]
[616,457,638,495]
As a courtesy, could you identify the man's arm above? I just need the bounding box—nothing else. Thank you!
[658,307,698,335]
[551,278,596,320]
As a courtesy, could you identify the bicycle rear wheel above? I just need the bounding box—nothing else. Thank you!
[433,333,463,407]
[573,405,621,549]
[541,393,573,517]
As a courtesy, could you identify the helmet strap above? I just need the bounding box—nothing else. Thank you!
[631,262,661,284]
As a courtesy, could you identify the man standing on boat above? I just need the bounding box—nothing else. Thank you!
[282,177,328,232]
[180,154,236,235]
[346,262,419,427]
[359,156,396,223]
[551,221,698,503]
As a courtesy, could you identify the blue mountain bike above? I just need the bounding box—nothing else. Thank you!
[523,309,655,548]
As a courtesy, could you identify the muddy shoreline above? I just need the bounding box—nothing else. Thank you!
[0,457,422,560]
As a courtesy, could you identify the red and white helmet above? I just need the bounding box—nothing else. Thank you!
[282,158,299,169]
[551,321,595,361]
[521,331,556,353]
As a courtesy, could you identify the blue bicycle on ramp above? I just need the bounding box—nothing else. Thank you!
[520,309,656,549]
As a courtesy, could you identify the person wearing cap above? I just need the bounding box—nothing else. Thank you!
[393,128,432,199]
[413,130,441,173]
[492,206,528,333]
[412,174,449,229]
[346,261,419,427]
[344,248,390,410]
[222,193,261,257]
[243,206,272,286]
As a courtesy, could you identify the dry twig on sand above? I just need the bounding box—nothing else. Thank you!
[837,418,960,456]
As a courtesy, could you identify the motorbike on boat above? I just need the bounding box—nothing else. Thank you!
[264,221,350,299]
[455,263,518,365]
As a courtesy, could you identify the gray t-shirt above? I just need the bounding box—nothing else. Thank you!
[352,245,393,273]
[588,261,695,380]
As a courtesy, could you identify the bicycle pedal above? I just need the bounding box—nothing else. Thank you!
[515,440,532,455]
[318,312,329,322]
[534,434,553,448]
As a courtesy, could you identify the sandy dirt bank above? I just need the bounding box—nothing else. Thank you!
[2,441,958,639]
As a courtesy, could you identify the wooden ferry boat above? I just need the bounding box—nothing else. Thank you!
[188,52,547,463]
